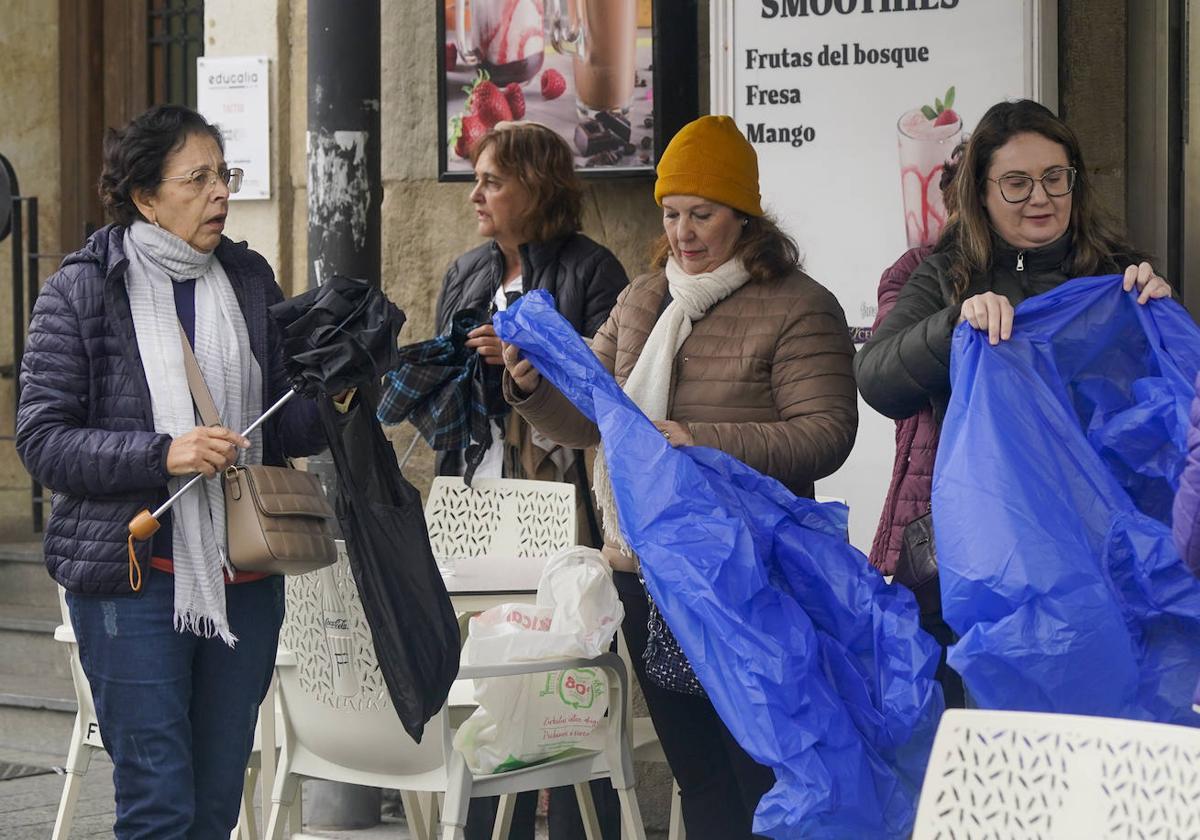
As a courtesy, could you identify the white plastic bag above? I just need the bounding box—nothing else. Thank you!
[452,546,624,773]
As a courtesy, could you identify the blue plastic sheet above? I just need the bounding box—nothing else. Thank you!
[495,291,944,839]
[935,275,1200,724]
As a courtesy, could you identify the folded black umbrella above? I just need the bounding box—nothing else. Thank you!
[270,281,459,742]
[269,275,406,398]
[318,387,460,742]
[376,308,508,484]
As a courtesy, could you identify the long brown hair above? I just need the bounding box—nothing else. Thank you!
[470,122,583,243]
[650,211,802,284]
[938,99,1146,301]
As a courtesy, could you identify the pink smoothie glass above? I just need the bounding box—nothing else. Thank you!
[897,108,963,247]
[456,0,546,86]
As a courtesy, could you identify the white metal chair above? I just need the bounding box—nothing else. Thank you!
[264,547,648,840]
[913,708,1200,839]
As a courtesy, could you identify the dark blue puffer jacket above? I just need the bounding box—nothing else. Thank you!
[16,225,326,595]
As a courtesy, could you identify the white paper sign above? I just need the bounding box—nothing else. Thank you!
[711,1,1054,550]
[197,56,271,201]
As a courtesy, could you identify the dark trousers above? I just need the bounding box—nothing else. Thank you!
[67,572,285,840]
[920,610,966,709]
[465,783,621,840]
[613,571,775,840]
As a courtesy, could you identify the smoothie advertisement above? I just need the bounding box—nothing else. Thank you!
[713,0,1045,334]
[438,0,657,179]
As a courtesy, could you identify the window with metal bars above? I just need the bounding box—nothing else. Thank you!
[148,0,205,107]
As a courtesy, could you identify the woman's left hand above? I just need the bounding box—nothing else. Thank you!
[1123,262,1172,305]
[653,420,694,447]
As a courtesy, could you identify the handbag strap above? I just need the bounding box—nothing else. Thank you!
[177,322,222,428]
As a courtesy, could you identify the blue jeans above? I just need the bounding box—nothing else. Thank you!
[68,571,284,840]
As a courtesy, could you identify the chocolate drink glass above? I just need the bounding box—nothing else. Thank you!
[546,0,637,119]
[456,0,545,86]
[897,108,963,247]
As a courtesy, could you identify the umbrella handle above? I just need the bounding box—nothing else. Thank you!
[124,389,301,590]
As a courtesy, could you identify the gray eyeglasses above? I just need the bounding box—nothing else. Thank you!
[988,166,1076,203]
[160,166,244,194]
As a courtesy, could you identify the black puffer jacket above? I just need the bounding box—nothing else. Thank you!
[16,225,326,595]
[432,232,628,477]
[434,233,628,336]
[855,234,1134,423]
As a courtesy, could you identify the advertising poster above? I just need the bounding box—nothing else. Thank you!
[438,0,657,178]
[712,0,1054,548]
[196,56,271,201]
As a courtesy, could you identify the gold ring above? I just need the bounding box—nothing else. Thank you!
[662,430,670,440]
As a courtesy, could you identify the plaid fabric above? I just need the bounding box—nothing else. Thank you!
[377,309,507,465]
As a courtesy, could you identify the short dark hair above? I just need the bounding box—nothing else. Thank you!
[98,105,224,226]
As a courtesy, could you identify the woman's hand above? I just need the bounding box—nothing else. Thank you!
[502,341,541,394]
[1123,262,1172,305]
[167,426,249,477]
[466,323,504,365]
[958,292,1015,345]
[653,420,694,447]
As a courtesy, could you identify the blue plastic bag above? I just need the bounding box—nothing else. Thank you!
[935,275,1200,724]
[495,291,944,839]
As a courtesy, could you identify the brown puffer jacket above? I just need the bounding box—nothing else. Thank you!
[507,268,859,567]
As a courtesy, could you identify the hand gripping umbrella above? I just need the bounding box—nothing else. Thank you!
[126,275,406,554]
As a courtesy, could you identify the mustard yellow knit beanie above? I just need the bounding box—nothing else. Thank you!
[654,115,764,217]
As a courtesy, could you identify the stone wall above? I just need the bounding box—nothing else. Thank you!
[0,0,59,537]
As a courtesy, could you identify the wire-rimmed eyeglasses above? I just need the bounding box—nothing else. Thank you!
[988,166,1076,203]
[160,167,244,194]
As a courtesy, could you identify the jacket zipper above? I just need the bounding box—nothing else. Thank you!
[1016,250,1025,271]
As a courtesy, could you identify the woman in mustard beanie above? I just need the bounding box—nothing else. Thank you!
[503,115,858,839]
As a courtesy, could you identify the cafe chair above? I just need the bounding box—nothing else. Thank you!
[424,475,577,563]
[264,549,648,840]
[912,708,1200,839]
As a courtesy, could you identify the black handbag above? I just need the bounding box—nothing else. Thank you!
[893,511,942,616]
[641,577,707,697]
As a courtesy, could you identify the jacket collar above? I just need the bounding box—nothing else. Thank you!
[992,230,1074,273]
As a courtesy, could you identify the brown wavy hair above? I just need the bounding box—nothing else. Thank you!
[937,99,1146,302]
[650,211,802,284]
[470,122,583,243]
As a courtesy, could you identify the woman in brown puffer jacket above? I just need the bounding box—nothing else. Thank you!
[501,116,858,840]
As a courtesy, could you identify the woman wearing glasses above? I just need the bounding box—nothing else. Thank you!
[16,105,328,839]
[857,98,1167,423]
[855,99,1166,708]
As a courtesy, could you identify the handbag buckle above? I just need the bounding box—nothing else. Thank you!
[225,466,243,501]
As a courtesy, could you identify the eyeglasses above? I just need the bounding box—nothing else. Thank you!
[160,167,244,194]
[988,166,1076,203]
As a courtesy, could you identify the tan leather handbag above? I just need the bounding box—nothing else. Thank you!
[179,327,337,576]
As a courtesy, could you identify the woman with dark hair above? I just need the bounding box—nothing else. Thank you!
[417,122,628,840]
[415,121,627,539]
[502,115,859,839]
[857,99,1167,424]
[16,105,333,838]
[855,99,1168,709]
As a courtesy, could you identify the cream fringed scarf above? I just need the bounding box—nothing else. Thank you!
[124,221,263,645]
[592,256,751,557]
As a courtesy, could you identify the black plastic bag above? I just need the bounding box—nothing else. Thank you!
[318,388,460,742]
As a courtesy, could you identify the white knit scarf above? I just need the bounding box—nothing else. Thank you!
[124,221,263,645]
[593,256,751,556]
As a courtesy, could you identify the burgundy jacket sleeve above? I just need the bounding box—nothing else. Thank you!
[873,246,934,331]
